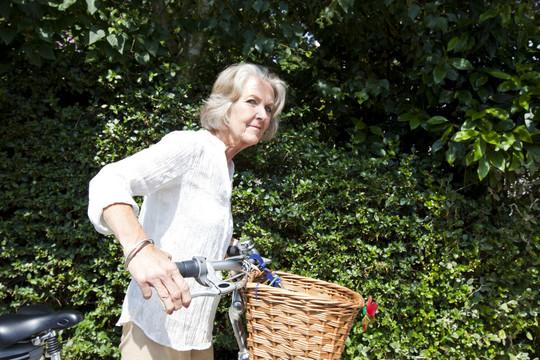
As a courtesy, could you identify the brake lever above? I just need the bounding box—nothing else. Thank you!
[189,257,248,298]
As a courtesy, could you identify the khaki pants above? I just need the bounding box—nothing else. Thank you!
[120,322,214,360]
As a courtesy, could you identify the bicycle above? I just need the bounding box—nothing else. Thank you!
[0,238,268,360]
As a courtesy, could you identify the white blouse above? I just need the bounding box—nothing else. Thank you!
[88,129,234,351]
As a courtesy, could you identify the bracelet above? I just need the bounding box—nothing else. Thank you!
[124,238,154,270]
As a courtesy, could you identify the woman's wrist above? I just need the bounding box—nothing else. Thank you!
[124,238,154,270]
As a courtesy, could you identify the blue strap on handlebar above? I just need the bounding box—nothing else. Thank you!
[249,254,282,299]
[248,254,266,269]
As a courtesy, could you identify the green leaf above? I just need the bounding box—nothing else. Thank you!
[135,51,150,64]
[513,125,532,143]
[466,109,485,121]
[84,50,99,63]
[408,4,421,20]
[410,116,421,130]
[449,58,473,70]
[478,156,490,180]
[453,130,479,142]
[398,113,421,129]
[447,37,459,51]
[486,69,512,80]
[0,29,16,45]
[433,65,446,84]
[474,137,486,161]
[107,33,127,54]
[482,131,500,145]
[501,4,512,26]
[431,139,443,153]
[438,89,453,104]
[479,7,498,23]
[145,41,159,57]
[38,45,56,60]
[86,0,99,15]
[470,73,488,89]
[508,153,522,171]
[22,43,41,67]
[512,138,523,151]
[517,94,530,111]
[88,26,106,45]
[488,149,506,171]
[485,108,509,121]
[465,150,476,166]
[527,145,540,163]
[354,89,368,105]
[58,0,77,11]
[498,133,515,151]
[497,80,519,92]
[338,0,354,12]
[456,90,472,103]
[252,0,270,13]
[477,87,489,103]
[446,143,457,165]
[441,124,454,141]
[36,27,54,44]
[397,113,416,122]
[370,126,383,136]
[427,116,448,125]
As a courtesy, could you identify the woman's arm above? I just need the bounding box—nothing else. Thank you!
[102,203,191,314]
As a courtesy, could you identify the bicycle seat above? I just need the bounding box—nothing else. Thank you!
[0,305,83,348]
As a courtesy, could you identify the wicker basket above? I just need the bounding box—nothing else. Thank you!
[241,271,364,360]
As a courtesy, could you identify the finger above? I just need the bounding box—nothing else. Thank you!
[154,282,175,314]
[171,272,191,308]
[161,275,182,301]
[161,275,189,311]
[137,282,153,300]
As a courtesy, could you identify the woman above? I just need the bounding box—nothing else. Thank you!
[88,63,286,359]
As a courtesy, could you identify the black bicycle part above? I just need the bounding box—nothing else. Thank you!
[0,305,83,348]
[176,259,201,278]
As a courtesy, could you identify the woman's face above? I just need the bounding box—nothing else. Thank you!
[227,76,275,148]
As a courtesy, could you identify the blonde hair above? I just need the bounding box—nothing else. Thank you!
[200,63,287,141]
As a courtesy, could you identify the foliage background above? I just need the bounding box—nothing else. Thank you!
[1,0,539,359]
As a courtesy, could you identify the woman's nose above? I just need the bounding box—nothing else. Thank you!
[256,104,270,121]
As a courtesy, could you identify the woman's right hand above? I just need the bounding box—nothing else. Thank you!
[102,203,191,314]
[126,244,191,314]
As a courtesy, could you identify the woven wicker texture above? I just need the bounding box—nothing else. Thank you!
[242,271,364,360]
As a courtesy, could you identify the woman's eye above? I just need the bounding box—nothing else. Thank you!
[265,106,273,113]
[247,99,256,105]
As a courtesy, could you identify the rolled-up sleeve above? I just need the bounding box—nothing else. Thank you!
[87,131,197,235]
[87,163,141,234]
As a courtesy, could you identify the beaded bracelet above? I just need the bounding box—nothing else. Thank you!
[124,238,154,270]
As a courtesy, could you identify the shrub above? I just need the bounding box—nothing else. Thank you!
[231,121,539,359]
[1,59,538,359]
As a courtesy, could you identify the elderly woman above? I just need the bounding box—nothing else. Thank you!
[88,63,286,360]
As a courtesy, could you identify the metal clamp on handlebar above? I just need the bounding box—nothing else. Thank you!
[189,257,248,298]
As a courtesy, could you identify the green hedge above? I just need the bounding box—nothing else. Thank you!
[1,61,538,359]
[231,123,539,359]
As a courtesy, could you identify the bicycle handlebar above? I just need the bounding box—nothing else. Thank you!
[175,238,269,298]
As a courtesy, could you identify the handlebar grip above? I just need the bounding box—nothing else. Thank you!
[177,259,200,278]
[227,245,240,257]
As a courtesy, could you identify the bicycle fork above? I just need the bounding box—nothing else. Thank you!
[228,289,250,360]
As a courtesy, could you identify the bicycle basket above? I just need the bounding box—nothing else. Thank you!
[241,271,364,360]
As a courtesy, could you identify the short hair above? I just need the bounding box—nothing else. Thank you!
[200,63,287,142]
